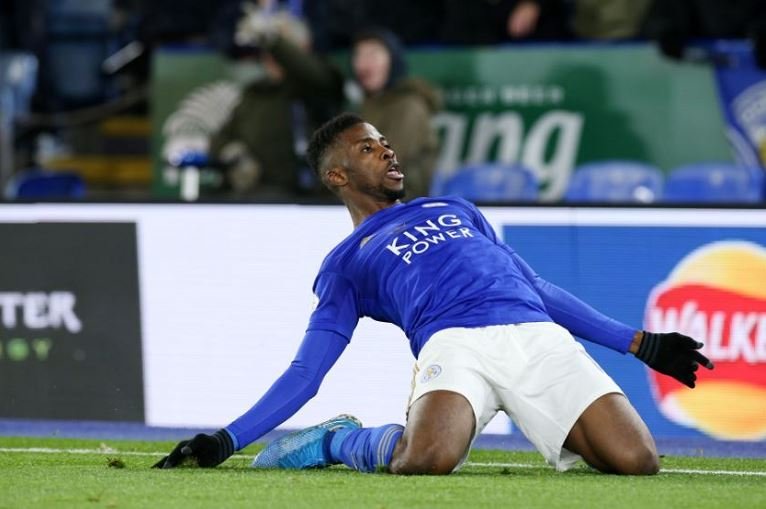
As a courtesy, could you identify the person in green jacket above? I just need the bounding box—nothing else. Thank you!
[350,28,442,198]
[209,6,344,199]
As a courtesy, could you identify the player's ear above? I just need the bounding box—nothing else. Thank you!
[326,166,348,188]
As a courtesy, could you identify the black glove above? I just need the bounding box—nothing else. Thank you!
[635,331,714,388]
[153,429,234,469]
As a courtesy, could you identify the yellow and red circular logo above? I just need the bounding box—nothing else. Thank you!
[644,241,766,440]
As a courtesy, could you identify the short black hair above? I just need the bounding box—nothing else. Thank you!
[307,113,365,176]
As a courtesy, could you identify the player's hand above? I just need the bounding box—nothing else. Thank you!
[152,430,234,469]
[635,331,714,388]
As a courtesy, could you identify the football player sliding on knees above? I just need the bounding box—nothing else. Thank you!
[154,113,713,475]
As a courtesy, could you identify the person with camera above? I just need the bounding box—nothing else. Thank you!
[209,2,345,198]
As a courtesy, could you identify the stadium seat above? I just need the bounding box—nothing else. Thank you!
[565,161,663,203]
[663,163,765,203]
[5,169,86,200]
[437,163,539,202]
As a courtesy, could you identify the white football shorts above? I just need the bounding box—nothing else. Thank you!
[408,322,624,471]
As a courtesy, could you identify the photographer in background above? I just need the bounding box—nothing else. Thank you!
[209,2,344,199]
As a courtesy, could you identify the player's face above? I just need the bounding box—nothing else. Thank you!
[338,123,405,201]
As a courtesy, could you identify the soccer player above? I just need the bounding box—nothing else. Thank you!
[154,113,713,475]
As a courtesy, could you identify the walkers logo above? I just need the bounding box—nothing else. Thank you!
[644,241,766,440]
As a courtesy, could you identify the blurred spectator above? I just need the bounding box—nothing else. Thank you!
[441,0,571,44]
[644,0,766,68]
[349,28,441,198]
[208,3,345,198]
[571,0,652,40]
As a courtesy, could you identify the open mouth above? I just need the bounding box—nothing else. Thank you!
[386,163,404,181]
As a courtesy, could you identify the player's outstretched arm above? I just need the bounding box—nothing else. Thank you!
[462,198,715,387]
[153,329,349,469]
[507,249,636,352]
[630,331,714,388]
[509,250,714,387]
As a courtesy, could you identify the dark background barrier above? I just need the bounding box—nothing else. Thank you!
[0,222,144,421]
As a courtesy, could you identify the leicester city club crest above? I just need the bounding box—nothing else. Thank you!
[420,364,442,383]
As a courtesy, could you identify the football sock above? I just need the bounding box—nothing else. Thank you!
[327,423,404,473]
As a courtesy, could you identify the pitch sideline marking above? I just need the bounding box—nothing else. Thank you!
[466,461,766,477]
[0,447,764,477]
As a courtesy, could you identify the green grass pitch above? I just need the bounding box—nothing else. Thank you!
[1,436,765,508]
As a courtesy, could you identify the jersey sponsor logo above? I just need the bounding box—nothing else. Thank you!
[385,214,474,265]
[420,364,442,383]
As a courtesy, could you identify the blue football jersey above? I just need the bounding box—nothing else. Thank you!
[226,196,636,449]
[307,196,553,357]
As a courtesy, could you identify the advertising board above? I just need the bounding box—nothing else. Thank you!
[0,222,144,421]
[1,204,763,440]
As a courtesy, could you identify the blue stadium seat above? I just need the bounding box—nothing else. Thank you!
[437,163,538,202]
[565,161,663,203]
[663,163,765,203]
[6,170,86,200]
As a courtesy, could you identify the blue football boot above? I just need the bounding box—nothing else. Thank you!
[251,414,362,469]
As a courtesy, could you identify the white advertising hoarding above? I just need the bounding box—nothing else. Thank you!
[2,204,764,435]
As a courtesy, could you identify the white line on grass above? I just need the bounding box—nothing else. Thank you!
[0,447,161,456]
[1,448,764,477]
[467,461,766,477]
